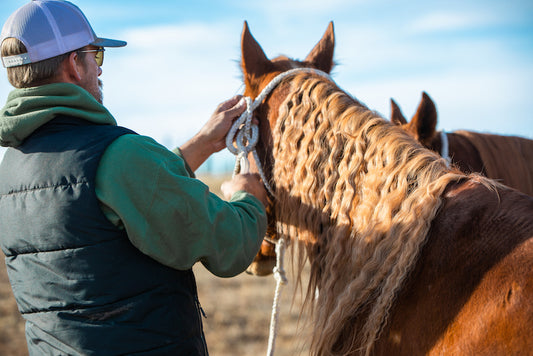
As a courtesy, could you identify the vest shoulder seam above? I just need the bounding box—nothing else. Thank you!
[0,180,89,197]
[3,235,124,257]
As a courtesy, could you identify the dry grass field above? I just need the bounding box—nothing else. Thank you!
[0,262,27,356]
[0,173,311,356]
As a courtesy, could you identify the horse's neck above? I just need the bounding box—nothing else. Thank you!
[454,131,533,195]
[446,131,486,174]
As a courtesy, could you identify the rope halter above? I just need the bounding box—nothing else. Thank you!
[439,131,451,167]
[225,67,332,356]
[225,67,332,198]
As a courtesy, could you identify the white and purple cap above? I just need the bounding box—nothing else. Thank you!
[0,0,126,68]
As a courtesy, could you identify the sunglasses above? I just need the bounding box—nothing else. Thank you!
[78,47,105,66]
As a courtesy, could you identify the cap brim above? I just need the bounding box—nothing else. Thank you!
[91,37,127,47]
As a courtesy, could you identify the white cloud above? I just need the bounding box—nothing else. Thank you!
[343,64,533,139]
[237,0,365,14]
[123,23,231,49]
[101,22,244,147]
[408,11,491,33]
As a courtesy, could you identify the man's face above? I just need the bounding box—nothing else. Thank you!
[77,46,104,104]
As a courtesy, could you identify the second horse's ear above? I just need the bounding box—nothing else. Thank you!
[410,92,438,145]
[241,21,272,79]
[390,99,407,125]
[304,21,335,73]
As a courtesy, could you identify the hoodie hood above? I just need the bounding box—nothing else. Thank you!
[0,83,116,147]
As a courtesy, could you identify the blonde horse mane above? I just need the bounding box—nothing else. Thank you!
[268,74,465,355]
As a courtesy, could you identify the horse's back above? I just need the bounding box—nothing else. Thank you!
[378,177,533,355]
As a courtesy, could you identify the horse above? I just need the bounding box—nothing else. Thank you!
[240,21,533,356]
[390,92,533,196]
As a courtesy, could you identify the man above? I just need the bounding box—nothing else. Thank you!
[0,1,268,355]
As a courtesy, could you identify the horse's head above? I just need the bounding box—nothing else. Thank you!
[390,91,441,152]
[241,20,335,142]
[390,92,491,175]
[241,21,335,276]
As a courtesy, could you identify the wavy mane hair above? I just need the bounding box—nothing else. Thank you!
[268,74,464,355]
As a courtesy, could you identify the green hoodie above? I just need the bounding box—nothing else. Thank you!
[0,83,267,277]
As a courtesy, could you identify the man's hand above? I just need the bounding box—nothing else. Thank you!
[180,95,246,172]
[200,95,247,152]
[221,173,268,207]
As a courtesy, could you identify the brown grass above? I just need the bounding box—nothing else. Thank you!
[0,173,310,356]
[0,261,27,356]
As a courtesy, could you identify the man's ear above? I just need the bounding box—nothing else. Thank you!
[60,51,83,83]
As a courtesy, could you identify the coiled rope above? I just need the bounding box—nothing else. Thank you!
[225,67,332,356]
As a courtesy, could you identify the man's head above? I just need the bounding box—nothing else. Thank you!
[0,1,126,102]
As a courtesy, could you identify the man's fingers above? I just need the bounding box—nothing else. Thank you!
[220,173,267,206]
[225,98,246,117]
[217,95,243,112]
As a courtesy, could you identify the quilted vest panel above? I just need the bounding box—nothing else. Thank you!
[0,117,207,355]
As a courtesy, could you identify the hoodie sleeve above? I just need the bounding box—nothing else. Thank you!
[94,134,267,277]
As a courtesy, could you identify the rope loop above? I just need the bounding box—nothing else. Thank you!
[226,97,258,157]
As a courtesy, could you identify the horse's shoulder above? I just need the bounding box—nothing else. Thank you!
[432,177,533,251]
[382,178,533,355]
[422,177,533,298]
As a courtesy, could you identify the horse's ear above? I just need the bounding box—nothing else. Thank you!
[410,92,438,144]
[304,21,335,73]
[390,99,407,125]
[241,21,272,78]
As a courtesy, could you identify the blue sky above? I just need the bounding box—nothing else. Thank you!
[1,0,532,172]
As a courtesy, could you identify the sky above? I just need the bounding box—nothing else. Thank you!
[1,0,532,173]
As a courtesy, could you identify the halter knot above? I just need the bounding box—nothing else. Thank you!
[226,96,259,175]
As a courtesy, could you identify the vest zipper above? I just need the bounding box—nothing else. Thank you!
[190,271,208,355]
[195,296,207,319]
[194,294,208,355]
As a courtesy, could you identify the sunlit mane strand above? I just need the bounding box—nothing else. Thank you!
[269,73,464,356]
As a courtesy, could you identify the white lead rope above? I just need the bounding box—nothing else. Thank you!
[225,67,331,356]
[266,237,288,356]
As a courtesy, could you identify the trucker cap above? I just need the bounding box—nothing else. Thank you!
[0,0,126,68]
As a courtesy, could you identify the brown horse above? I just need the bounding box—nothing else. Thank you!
[391,93,533,196]
[240,21,533,355]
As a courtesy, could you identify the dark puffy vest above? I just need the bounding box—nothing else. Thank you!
[0,117,207,356]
